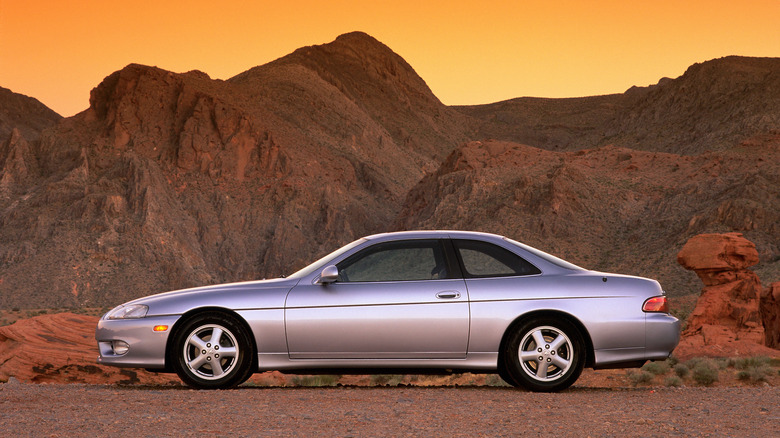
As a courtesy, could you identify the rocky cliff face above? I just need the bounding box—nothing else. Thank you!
[0,34,779,311]
[761,282,780,349]
[0,86,61,142]
[0,33,470,308]
[609,57,780,154]
[394,137,780,298]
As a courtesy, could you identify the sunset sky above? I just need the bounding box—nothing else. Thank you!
[1,0,778,117]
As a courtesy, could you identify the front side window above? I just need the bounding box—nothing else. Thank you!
[337,240,448,282]
[454,239,541,278]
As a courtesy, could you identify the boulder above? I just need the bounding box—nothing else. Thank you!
[675,233,779,359]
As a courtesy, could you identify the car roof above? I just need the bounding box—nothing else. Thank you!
[363,230,505,241]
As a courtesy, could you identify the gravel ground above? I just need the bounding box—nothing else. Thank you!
[1,382,779,437]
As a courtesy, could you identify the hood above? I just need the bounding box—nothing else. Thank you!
[120,277,300,316]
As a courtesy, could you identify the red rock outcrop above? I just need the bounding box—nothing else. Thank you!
[0,313,177,384]
[761,282,780,348]
[674,233,779,359]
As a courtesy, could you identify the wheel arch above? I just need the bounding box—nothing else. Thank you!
[164,307,259,373]
[497,310,595,372]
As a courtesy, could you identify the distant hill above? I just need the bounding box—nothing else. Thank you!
[1,33,778,308]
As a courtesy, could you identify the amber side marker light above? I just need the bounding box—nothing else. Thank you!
[153,325,169,332]
[642,296,669,313]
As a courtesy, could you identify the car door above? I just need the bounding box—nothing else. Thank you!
[285,239,470,359]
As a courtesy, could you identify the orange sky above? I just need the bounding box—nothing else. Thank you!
[1,0,779,117]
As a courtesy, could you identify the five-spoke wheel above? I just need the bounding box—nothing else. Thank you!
[171,313,254,389]
[502,317,585,392]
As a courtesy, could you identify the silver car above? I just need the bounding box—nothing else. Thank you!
[96,231,680,392]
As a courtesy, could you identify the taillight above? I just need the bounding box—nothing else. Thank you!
[643,296,669,313]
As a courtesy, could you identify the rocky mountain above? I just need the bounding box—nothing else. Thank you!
[0,32,470,308]
[394,136,780,299]
[461,56,780,155]
[1,33,778,310]
[0,86,61,141]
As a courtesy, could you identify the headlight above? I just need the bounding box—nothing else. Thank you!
[106,304,149,319]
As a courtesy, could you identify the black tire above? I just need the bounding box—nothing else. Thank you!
[502,317,585,392]
[171,312,254,389]
[496,362,519,387]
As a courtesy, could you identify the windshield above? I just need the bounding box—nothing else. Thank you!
[503,237,584,271]
[287,238,367,279]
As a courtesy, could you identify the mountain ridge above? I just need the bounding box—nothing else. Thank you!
[1,33,779,309]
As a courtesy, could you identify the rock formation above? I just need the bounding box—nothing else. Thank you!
[1,34,780,311]
[395,138,780,302]
[0,33,471,309]
[761,282,780,349]
[462,56,780,155]
[0,129,39,199]
[0,86,61,142]
[0,313,177,384]
[675,233,779,359]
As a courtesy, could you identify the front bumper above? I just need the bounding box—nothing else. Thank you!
[95,315,180,368]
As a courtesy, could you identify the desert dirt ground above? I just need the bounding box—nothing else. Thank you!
[1,382,778,437]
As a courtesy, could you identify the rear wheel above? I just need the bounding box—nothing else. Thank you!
[171,312,254,389]
[502,317,585,392]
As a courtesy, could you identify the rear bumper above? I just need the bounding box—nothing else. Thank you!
[592,313,680,367]
[645,313,681,360]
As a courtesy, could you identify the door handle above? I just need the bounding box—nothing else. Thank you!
[436,291,461,299]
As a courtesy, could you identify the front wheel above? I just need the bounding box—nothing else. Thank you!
[171,312,254,389]
[502,318,586,392]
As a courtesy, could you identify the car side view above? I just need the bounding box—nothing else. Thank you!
[96,231,680,392]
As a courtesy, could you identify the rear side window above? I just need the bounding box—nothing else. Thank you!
[454,239,541,278]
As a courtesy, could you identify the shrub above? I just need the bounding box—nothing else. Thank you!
[714,358,730,370]
[291,375,340,387]
[370,374,403,386]
[629,371,654,386]
[691,360,719,386]
[734,357,773,383]
[734,356,770,370]
[684,357,702,369]
[641,361,670,376]
[674,364,690,378]
[485,374,511,387]
[664,376,682,387]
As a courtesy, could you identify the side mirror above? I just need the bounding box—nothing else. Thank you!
[318,265,339,284]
